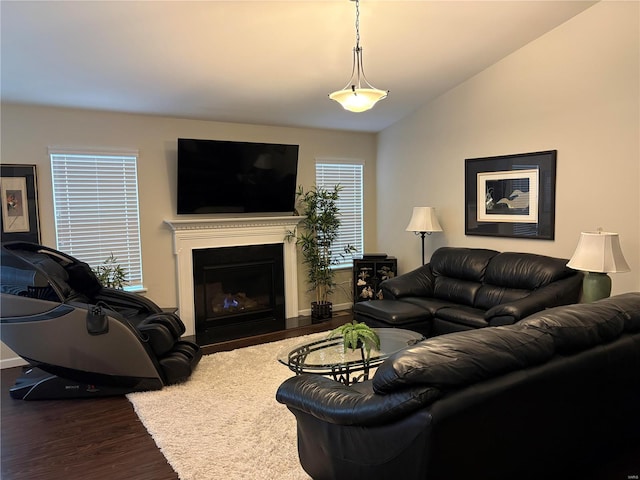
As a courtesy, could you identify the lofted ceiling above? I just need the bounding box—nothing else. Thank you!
[1,1,597,133]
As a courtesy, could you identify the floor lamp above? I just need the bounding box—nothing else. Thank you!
[406,207,442,265]
[567,230,630,302]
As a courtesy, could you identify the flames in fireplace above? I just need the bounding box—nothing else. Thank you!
[208,282,269,315]
[223,295,239,310]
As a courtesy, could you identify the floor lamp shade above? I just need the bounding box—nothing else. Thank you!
[567,231,630,302]
[406,207,443,234]
[406,207,442,265]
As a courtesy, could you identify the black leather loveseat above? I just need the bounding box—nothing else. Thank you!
[354,247,582,336]
[277,293,640,480]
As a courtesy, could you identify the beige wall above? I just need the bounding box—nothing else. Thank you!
[0,106,377,364]
[377,1,639,295]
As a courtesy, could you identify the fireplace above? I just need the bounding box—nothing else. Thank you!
[164,216,303,340]
[193,244,285,344]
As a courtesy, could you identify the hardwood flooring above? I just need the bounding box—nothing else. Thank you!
[1,316,345,480]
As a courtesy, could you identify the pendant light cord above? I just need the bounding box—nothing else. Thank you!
[355,0,361,50]
[354,0,363,88]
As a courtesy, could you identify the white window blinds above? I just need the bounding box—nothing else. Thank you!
[315,160,364,268]
[50,150,144,290]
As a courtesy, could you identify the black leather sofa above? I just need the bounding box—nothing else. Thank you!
[277,293,640,480]
[354,247,583,336]
[0,242,202,399]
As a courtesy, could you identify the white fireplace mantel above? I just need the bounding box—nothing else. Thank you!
[164,216,304,337]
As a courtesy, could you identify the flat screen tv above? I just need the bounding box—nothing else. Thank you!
[177,138,299,215]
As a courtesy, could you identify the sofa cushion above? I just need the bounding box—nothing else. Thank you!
[400,297,460,315]
[430,247,498,283]
[484,252,572,290]
[474,284,530,310]
[433,277,481,306]
[372,326,554,394]
[434,306,488,329]
[519,299,630,353]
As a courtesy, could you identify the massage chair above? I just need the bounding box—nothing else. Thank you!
[0,242,202,400]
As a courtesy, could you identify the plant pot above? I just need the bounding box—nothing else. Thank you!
[311,301,333,322]
[344,339,364,352]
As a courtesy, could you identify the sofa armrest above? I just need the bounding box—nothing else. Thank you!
[381,265,435,299]
[485,274,584,324]
[276,374,439,426]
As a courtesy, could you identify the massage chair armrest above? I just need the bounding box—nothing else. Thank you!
[381,265,435,300]
[484,274,584,325]
[276,374,438,426]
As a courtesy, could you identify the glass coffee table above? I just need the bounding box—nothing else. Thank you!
[278,328,424,385]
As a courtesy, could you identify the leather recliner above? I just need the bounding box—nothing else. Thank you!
[0,242,202,400]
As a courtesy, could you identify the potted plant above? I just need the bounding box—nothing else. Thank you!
[286,184,355,322]
[92,253,127,289]
[328,320,381,359]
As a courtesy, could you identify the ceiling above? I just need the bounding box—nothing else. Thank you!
[1,1,597,133]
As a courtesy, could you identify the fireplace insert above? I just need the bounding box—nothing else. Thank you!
[193,244,285,344]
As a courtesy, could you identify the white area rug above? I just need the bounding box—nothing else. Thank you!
[127,334,325,480]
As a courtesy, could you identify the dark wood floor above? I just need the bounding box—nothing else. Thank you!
[1,316,346,480]
[2,313,639,480]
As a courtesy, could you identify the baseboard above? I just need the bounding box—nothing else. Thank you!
[1,356,28,370]
[298,301,353,317]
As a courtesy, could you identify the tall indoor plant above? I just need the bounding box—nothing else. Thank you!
[287,185,355,321]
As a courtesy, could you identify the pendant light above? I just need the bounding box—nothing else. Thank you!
[329,0,388,113]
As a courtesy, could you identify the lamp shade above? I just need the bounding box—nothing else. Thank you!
[406,207,443,233]
[567,231,630,273]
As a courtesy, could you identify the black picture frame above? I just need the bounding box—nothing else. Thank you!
[1,164,41,244]
[465,150,556,240]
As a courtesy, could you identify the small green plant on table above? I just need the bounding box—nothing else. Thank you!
[328,320,381,359]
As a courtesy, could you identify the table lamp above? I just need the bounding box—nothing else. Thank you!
[406,207,442,265]
[567,230,630,302]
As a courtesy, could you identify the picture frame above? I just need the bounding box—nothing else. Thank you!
[465,150,556,240]
[1,164,41,243]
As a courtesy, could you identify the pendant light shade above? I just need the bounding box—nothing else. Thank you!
[329,0,388,112]
[329,84,388,113]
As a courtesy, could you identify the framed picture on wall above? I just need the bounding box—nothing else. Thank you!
[1,164,41,243]
[465,150,556,240]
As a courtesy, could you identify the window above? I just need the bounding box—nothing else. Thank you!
[49,148,144,291]
[315,159,364,268]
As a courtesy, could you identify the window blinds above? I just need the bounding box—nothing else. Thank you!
[315,160,364,268]
[50,151,143,290]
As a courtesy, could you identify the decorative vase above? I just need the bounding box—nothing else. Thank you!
[311,301,333,322]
